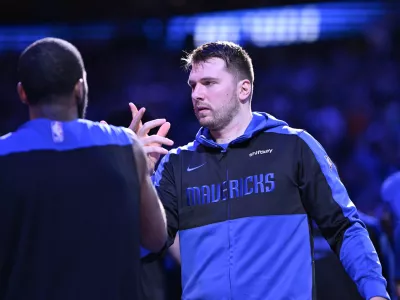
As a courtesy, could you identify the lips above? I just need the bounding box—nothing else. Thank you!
[196,107,210,112]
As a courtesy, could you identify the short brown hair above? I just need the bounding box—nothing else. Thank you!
[183,41,254,84]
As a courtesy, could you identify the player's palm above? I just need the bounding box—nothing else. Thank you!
[101,103,173,175]
[128,103,173,175]
[139,122,171,174]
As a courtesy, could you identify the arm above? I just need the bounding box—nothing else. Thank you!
[151,151,179,251]
[297,130,390,300]
[130,130,167,253]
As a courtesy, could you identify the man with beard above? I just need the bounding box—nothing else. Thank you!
[0,38,170,300]
[138,41,389,300]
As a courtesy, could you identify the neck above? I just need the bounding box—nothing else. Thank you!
[210,110,253,144]
[29,103,78,121]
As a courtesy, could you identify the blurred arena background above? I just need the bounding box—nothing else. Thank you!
[1,0,399,298]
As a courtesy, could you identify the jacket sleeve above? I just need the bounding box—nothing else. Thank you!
[151,152,179,250]
[298,130,390,300]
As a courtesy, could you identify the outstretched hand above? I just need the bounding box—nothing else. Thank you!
[127,103,174,175]
[101,102,174,175]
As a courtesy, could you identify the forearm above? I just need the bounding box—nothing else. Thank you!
[140,175,167,252]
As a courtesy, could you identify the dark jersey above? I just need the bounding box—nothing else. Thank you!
[0,119,141,300]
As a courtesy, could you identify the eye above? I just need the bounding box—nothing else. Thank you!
[204,81,214,86]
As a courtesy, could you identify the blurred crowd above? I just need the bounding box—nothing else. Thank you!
[1,31,399,214]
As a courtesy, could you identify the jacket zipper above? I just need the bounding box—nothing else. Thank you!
[221,147,233,300]
[199,136,233,299]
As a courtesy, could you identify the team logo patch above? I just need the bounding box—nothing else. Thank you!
[51,121,64,143]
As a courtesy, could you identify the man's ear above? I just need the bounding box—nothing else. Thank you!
[73,78,84,103]
[238,79,252,103]
[17,82,29,105]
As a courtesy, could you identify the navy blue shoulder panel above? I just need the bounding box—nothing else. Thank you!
[0,119,133,156]
[265,126,358,220]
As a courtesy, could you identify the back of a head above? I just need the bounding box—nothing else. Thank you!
[183,41,255,85]
[18,37,85,105]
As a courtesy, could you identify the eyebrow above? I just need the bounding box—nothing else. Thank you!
[187,77,219,85]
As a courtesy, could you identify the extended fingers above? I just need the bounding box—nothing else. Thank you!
[138,119,167,137]
[156,122,171,138]
[142,135,174,147]
[129,103,145,133]
[143,146,169,156]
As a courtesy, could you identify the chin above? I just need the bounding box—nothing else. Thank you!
[199,120,217,130]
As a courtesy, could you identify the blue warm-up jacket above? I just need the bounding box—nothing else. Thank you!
[152,112,389,300]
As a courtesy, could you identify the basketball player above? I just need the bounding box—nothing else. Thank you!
[135,41,389,300]
[0,37,171,300]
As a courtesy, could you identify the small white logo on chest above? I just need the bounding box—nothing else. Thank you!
[51,121,64,143]
[249,149,273,157]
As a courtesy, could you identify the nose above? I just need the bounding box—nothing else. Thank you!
[192,84,205,101]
